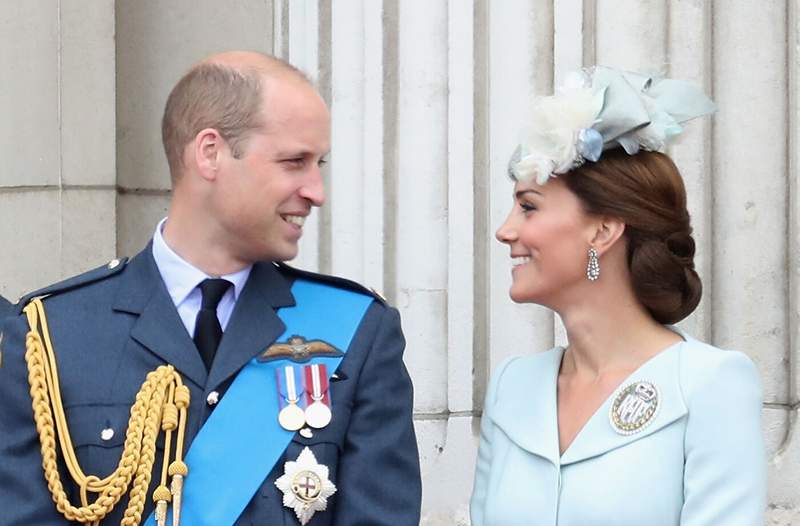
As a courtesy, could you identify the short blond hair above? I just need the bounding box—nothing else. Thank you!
[161,58,306,181]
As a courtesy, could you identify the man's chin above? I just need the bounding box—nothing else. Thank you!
[270,244,300,263]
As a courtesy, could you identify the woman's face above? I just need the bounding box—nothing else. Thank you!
[496,176,597,306]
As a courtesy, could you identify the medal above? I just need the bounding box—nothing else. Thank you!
[304,364,332,429]
[277,366,306,431]
[610,380,660,435]
[275,447,337,525]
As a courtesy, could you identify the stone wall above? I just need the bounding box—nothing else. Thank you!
[1,1,796,523]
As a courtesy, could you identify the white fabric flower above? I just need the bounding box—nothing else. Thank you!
[513,73,604,184]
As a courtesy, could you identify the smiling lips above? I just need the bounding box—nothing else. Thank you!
[283,215,306,228]
[511,256,531,267]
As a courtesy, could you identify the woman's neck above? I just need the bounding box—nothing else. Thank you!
[557,294,681,380]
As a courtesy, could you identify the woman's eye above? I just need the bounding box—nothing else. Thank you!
[520,202,537,213]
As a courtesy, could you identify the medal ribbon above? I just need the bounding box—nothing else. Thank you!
[278,365,305,409]
[304,363,330,406]
[144,279,374,526]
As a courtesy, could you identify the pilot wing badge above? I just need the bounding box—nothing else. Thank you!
[275,447,337,525]
[259,335,343,363]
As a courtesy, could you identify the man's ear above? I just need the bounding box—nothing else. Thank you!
[194,128,223,181]
[591,216,626,255]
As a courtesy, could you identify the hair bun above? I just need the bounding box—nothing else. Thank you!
[665,231,696,262]
[630,238,702,324]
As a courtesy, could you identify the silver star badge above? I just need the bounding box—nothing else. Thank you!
[275,447,337,525]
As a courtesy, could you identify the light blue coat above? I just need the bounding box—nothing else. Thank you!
[470,333,766,525]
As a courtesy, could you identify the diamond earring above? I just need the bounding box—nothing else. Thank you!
[587,247,600,281]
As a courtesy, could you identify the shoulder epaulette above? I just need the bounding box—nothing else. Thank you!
[275,262,387,305]
[17,258,129,307]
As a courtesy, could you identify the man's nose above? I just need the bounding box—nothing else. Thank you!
[299,167,326,207]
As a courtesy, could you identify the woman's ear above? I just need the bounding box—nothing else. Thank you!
[591,217,626,256]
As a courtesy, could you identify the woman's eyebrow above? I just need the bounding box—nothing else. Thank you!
[515,189,542,199]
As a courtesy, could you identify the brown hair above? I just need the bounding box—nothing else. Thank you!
[565,150,701,324]
[161,57,307,181]
[162,63,264,180]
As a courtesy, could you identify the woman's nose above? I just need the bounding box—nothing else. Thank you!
[496,215,518,244]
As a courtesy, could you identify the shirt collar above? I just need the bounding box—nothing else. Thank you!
[151,217,252,306]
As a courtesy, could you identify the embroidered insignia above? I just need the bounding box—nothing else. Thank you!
[259,335,343,363]
[609,380,660,435]
[275,447,337,525]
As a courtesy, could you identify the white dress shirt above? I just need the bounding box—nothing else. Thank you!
[151,218,252,337]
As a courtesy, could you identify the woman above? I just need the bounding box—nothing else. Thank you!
[470,67,766,525]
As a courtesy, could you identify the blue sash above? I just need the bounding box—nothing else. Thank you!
[145,278,373,525]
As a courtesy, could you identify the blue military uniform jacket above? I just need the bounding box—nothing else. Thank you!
[0,247,421,525]
[470,332,766,525]
[0,295,12,318]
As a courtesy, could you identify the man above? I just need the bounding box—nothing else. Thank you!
[0,52,420,525]
[0,295,11,318]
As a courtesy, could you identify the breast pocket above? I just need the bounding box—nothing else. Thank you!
[65,403,168,483]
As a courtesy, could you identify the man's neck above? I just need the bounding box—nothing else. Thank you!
[162,208,250,277]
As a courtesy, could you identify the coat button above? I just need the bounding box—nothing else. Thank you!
[100,428,115,441]
[206,391,220,406]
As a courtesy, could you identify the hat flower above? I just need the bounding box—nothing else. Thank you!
[509,66,716,185]
[513,71,605,184]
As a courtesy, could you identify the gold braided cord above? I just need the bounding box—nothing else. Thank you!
[24,298,190,525]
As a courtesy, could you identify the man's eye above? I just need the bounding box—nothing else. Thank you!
[283,158,305,168]
[318,158,328,167]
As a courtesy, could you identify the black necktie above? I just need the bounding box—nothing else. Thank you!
[194,278,232,371]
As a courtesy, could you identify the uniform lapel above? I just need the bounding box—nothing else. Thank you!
[206,262,295,390]
[113,246,207,387]
[488,347,564,466]
[560,342,688,466]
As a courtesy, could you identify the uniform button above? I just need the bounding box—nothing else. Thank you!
[100,428,114,441]
[300,427,313,439]
[206,391,220,406]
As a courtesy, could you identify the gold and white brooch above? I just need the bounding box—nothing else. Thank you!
[275,447,337,525]
[609,380,660,435]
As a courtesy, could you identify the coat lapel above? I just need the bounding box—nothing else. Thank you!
[113,246,207,387]
[488,340,690,468]
[488,347,564,466]
[560,342,688,465]
[206,262,295,390]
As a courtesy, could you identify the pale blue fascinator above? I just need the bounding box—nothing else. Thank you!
[509,66,716,184]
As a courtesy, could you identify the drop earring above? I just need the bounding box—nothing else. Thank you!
[587,247,600,281]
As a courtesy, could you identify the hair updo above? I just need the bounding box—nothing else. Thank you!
[564,149,702,324]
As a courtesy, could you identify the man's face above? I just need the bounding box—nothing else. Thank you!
[213,76,330,264]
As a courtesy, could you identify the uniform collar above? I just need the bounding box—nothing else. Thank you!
[488,337,689,467]
[113,244,295,387]
[151,217,252,307]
